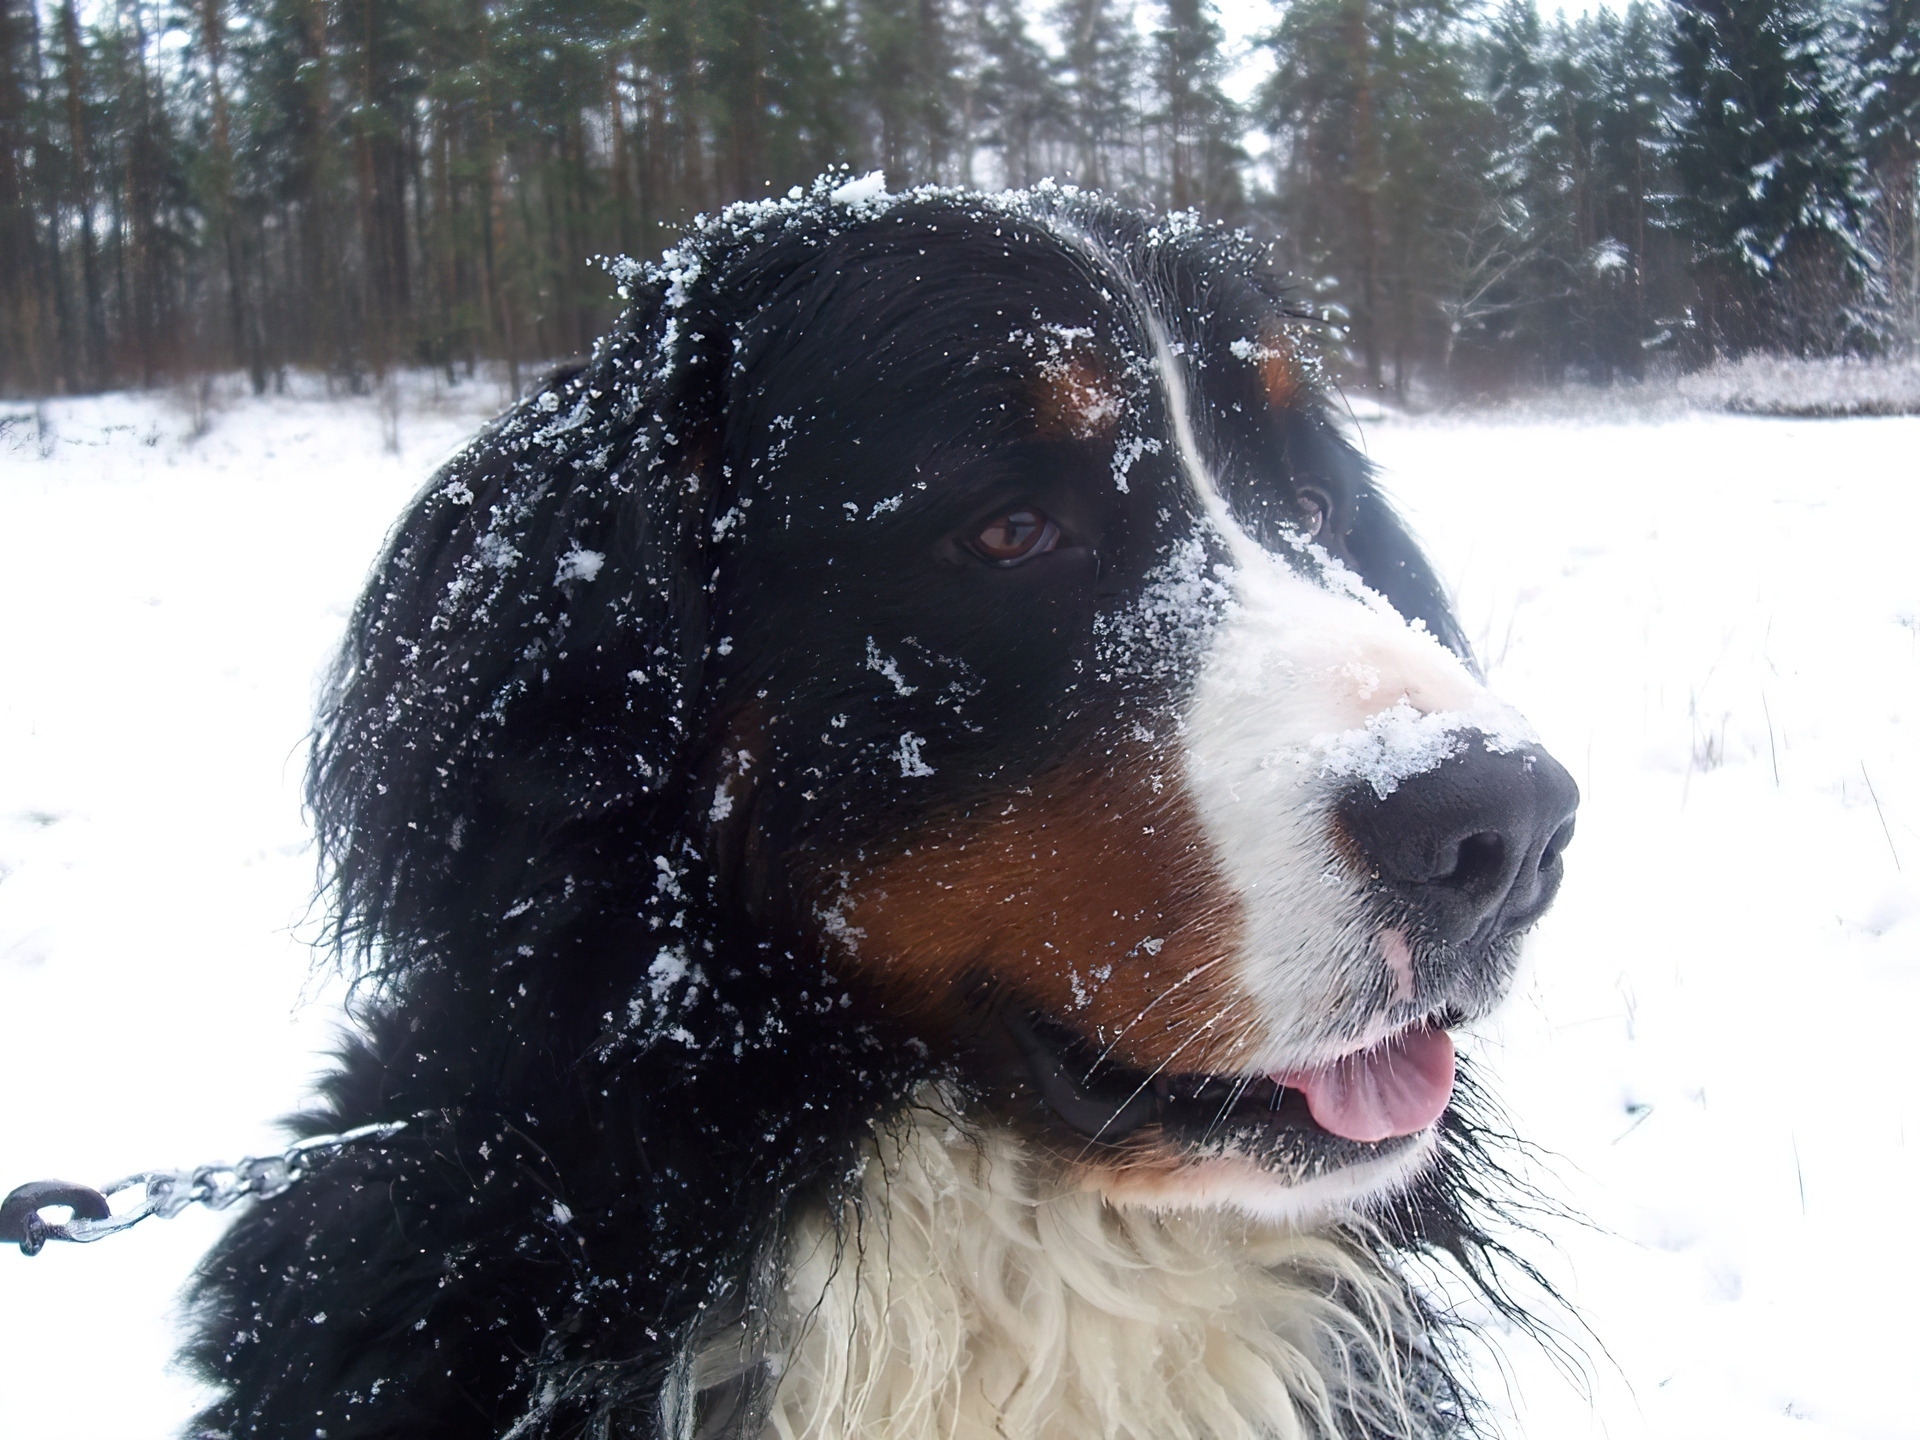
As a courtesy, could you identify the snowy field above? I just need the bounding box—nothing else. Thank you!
[2,382,1916,1438]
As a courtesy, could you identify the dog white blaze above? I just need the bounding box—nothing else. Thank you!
[1141,318,1534,1074]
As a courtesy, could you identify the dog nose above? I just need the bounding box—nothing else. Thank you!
[1338,738,1578,947]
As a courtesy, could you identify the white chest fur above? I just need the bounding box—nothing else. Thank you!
[675,1100,1438,1440]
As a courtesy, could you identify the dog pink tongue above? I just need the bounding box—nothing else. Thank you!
[1279,1027,1456,1143]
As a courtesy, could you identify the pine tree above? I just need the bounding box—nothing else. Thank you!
[1455,0,1562,382]
[1458,2,1682,383]
[97,1,178,384]
[1860,0,1920,166]
[1257,0,1490,395]
[699,0,850,202]
[1052,0,1139,191]
[1589,1,1679,372]
[1664,0,1873,353]
[1856,0,1920,349]
[969,0,1065,187]
[184,0,268,391]
[0,0,48,393]
[852,0,961,188]
[1148,0,1242,215]
[49,0,108,387]
[1258,0,1387,386]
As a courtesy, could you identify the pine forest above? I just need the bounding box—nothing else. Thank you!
[1,0,1915,400]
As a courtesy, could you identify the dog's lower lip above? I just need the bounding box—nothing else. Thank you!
[1005,1009,1159,1141]
[1007,1010,1450,1151]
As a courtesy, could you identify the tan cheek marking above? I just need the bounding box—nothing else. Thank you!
[1065,1147,1256,1207]
[1064,1132,1439,1213]
[821,745,1258,1075]
[1031,354,1123,440]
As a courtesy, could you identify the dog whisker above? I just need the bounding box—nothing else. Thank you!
[1070,1010,1233,1166]
[1091,952,1234,1072]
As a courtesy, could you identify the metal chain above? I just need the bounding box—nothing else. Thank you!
[0,1119,411,1257]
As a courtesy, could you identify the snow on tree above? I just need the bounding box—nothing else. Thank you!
[1854,0,1920,351]
[1663,0,1875,354]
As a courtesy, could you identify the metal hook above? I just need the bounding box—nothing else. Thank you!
[0,1181,113,1256]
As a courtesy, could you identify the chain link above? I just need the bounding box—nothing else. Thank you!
[1,1119,411,1257]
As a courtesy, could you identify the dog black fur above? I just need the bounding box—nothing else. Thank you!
[183,183,1562,1440]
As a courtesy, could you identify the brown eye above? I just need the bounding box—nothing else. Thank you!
[1295,487,1330,539]
[974,508,1061,565]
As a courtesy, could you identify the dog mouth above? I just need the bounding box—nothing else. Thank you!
[1006,1008,1459,1159]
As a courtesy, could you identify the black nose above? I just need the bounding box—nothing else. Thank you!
[1338,738,1579,948]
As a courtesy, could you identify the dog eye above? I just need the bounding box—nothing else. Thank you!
[973,508,1061,566]
[1294,487,1330,539]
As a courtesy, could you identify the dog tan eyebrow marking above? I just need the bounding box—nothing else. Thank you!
[1030,350,1124,441]
[1235,322,1305,413]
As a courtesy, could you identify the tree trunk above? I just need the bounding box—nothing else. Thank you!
[0,0,46,392]
[1344,0,1382,391]
[58,0,105,388]
[609,55,635,258]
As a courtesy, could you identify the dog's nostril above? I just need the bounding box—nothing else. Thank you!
[1440,831,1505,891]
[1539,818,1575,872]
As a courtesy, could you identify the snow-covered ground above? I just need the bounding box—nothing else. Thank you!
[2,383,1915,1438]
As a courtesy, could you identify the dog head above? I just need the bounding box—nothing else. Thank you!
[320,181,1575,1224]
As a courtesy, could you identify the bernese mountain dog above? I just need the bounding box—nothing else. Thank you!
[184,179,1578,1440]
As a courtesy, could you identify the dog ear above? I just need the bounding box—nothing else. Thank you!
[310,271,732,977]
